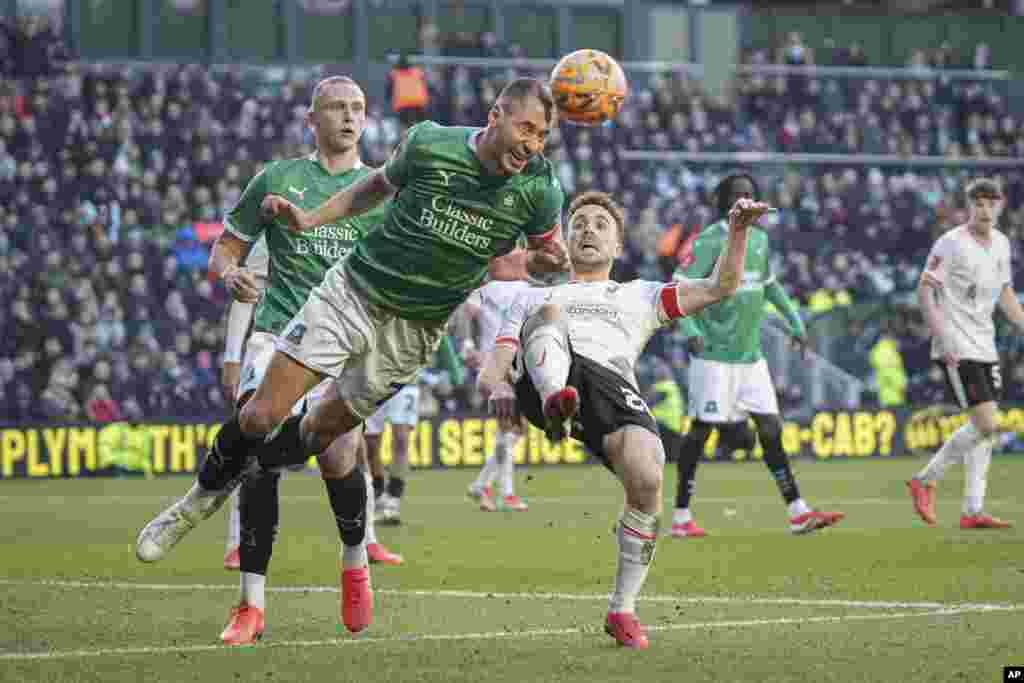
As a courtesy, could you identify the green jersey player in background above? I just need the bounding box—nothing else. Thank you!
[671,172,845,538]
[187,76,400,644]
[136,78,569,636]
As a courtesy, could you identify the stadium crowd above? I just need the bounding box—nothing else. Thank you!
[2,14,1024,424]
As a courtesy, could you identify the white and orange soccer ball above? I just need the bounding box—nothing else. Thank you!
[549,49,628,126]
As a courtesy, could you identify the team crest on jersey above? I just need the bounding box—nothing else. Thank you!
[503,194,515,207]
[704,400,718,414]
[285,323,307,345]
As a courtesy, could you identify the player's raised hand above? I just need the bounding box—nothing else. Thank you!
[728,198,774,231]
[487,382,521,430]
[223,265,260,303]
[261,195,311,232]
[528,236,571,274]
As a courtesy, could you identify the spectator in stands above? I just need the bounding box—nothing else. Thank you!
[388,54,431,134]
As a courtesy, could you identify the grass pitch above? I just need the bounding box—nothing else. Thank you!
[2,456,1023,682]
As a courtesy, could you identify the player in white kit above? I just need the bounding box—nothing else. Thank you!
[908,178,1021,529]
[478,191,766,648]
[364,382,420,525]
[462,279,534,511]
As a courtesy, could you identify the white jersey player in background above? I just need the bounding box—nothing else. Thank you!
[908,178,1022,529]
[462,279,533,511]
[478,191,767,648]
[220,235,403,568]
[364,382,421,526]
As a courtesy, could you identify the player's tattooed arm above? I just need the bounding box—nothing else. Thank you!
[261,169,397,232]
[210,232,260,303]
[998,285,1024,335]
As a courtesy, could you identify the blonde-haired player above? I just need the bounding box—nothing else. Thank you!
[908,178,1019,529]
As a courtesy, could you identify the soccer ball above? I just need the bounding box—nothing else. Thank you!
[549,49,628,126]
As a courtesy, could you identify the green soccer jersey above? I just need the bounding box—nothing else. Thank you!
[345,121,565,322]
[225,156,387,336]
[674,220,805,364]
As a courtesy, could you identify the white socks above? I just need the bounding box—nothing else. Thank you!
[240,571,265,610]
[499,431,519,497]
[917,422,982,482]
[227,489,240,549]
[473,456,499,491]
[963,439,993,515]
[363,469,378,545]
[672,508,692,525]
[524,323,571,405]
[342,541,367,569]
[916,421,995,515]
[474,430,522,497]
[609,507,658,614]
[787,498,811,517]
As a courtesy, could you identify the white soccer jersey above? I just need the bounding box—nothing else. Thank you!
[921,225,1012,363]
[496,279,683,388]
[467,280,534,352]
[224,235,270,363]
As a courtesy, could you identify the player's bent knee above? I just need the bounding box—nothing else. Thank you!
[239,400,284,437]
[317,430,361,478]
[306,400,363,454]
[522,305,568,344]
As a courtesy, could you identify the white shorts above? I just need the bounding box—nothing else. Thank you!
[239,331,332,411]
[365,384,420,434]
[276,265,446,419]
[238,331,330,471]
[688,358,779,423]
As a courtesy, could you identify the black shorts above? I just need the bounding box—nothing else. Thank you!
[515,352,659,470]
[936,360,1003,409]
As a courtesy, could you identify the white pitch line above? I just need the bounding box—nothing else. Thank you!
[1,605,1020,662]
[0,578,1015,612]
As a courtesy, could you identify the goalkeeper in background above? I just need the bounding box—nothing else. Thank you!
[670,172,845,537]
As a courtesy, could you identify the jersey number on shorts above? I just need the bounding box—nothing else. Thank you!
[992,364,1003,391]
[621,387,651,415]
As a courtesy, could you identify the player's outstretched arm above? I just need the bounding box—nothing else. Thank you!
[666,199,767,319]
[210,232,259,303]
[918,262,957,366]
[261,168,397,232]
[998,285,1024,334]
